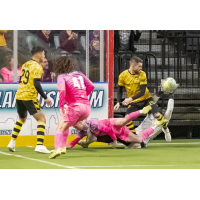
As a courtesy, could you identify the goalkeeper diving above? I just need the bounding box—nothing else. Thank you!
[77,78,178,149]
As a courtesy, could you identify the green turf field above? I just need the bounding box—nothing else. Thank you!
[1,139,200,169]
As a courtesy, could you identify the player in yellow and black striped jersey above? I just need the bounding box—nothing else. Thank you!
[114,56,165,137]
[7,46,52,154]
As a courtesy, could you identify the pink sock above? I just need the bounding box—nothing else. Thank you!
[54,130,64,150]
[139,127,154,141]
[69,130,87,148]
[61,129,69,148]
[125,111,141,122]
[70,135,81,148]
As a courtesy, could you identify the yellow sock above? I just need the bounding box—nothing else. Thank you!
[37,122,45,145]
[156,114,164,121]
[126,121,136,133]
[11,120,24,140]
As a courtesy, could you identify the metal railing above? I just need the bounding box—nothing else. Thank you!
[162,34,200,87]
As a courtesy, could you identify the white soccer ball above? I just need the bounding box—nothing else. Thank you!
[161,77,179,93]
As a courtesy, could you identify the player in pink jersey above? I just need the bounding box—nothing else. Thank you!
[69,105,169,149]
[49,56,94,159]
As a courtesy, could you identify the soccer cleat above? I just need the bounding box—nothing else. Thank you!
[78,140,89,148]
[125,143,141,149]
[111,140,117,149]
[49,148,62,159]
[86,130,97,144]
[61,147,66,154]
[153,118,169,127]
[141,105,152,114]
[7,139,16,152]
[50,148,66,154]
[35,145,51,154]
[50,149,55,153]
[141,140,148,148]
[162,127,171,142]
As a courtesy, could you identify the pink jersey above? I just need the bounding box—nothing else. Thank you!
[0,67,22,83]
[86,118,130,141]
[57,71,95,108]
[86,119,117,141]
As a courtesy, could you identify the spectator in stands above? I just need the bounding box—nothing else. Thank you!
[0,52,22,83]
[59,30,79,52]
[0,30,8,69]
[37,30,55,51]
[90,30,100,52]
[114,30,142,52]
[89,30,100,82]
[41,58,56,82]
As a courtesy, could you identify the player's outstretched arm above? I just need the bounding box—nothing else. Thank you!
[164,89,176,121]
[34,78,52,106]
[122,84,147,105]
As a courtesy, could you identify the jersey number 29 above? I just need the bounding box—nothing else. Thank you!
[19,69,30,84]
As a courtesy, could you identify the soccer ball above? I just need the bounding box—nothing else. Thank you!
[161,77,179,93]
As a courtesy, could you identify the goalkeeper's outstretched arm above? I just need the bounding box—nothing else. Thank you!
[164,92,175,120]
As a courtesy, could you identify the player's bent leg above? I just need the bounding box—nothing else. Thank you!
[7,117,27,152]
[118,105,152,128]
[125,104,138,134]
[33,112,50,154]
[141,118,169,146]
[126,132,143,143]
[69,130,87,149]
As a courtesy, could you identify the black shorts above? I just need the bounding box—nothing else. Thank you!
[16,99,42,118]
[126,97,154,115]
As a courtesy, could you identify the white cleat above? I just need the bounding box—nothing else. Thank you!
[86,129,97,144]
[111,140,117,149]
[162,127,171,142]
[7,139,16,152]
[35,145,51,154]
[78,140,89,148]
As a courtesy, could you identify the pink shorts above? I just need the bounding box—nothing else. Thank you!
[110,118,130,142]
[61,103,91,127]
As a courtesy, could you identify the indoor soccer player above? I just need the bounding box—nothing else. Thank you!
[49,56,94,159]
[68,105,168,149]
[80,86,176,149]
[7,46,52,153]
[114,56,165,134]
[133,82,178,148]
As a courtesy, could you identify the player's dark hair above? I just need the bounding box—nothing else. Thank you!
[31,46,45,56]
[130,56,143,64]
[53,56,76,74]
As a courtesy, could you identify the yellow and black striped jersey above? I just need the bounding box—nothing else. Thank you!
[118,70,151,103]
[16,60,43,101]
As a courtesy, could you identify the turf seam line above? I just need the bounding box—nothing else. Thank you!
[148,142,200,145]
[0,151,78,169]
[73,165,174,168]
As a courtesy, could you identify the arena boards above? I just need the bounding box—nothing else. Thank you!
[0,83,108,147]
